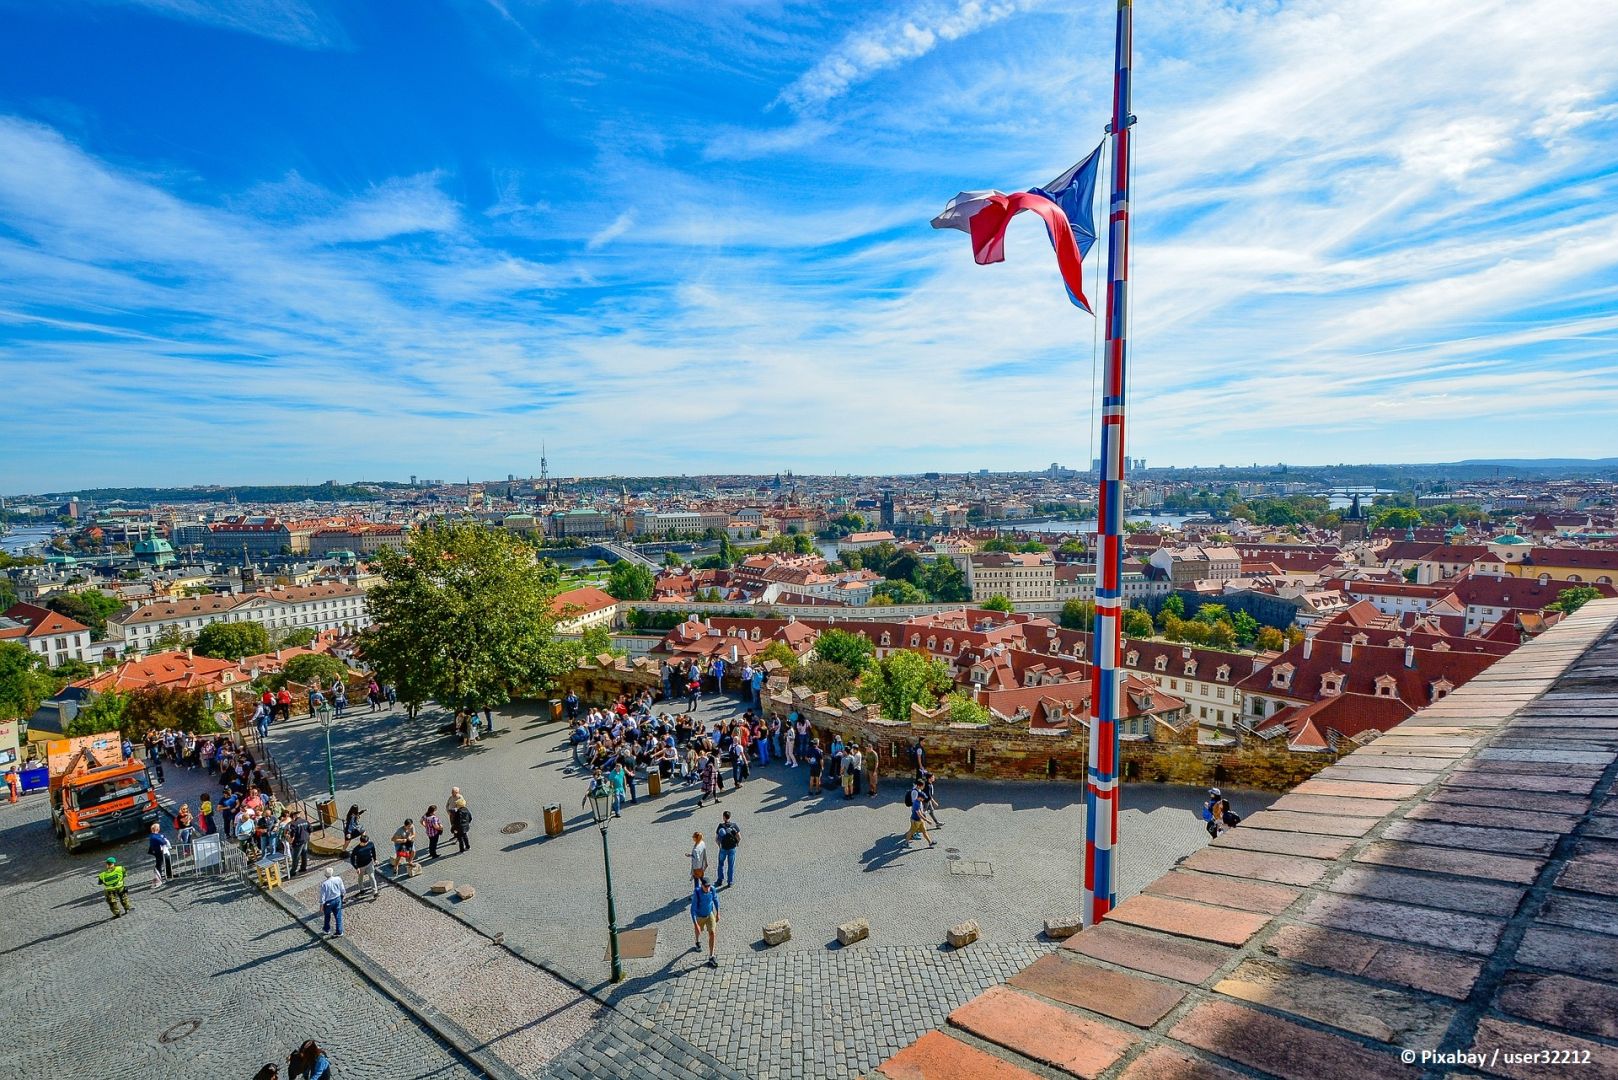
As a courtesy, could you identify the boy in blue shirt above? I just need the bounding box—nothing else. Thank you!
[690,878,720,967]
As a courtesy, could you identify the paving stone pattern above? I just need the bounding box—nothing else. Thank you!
[265,693,1248,1078]
[867,600,1618,1080]
[0,791,476,1080]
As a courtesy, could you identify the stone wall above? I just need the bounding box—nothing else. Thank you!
[557,656,1344,791]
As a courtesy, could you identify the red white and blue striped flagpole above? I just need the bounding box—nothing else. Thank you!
[1084,0,1135,928]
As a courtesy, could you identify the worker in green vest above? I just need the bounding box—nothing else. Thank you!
[99,856,131,918]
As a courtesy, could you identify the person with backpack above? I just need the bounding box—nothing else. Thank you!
[350,832,379,899]
[802,739,823,794]
[448,788,472,852]
[904,780,936,847]
[1202,788,1238,839]
[714,811,740,888]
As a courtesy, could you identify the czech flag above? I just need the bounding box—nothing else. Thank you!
[931,142,1103,312]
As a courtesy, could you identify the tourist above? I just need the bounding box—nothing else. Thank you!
[922,770,943,828]
[349,832,379,898]
[751,665,765,710]
[391,818,416,873]
[148,822,174,886]
[276,687,293,721]
[174,802,195,845]
[422,805,443,859]
[843,744,861,799]
[908,737,926,779]
[290,1041,333,1080]
[343,804,365,847]
[685,672,700,711]
[689,831,708,883]
[253,1063,279,1080]
[622,747,639,805]
[449,788,472,852]
[714,811,739,888]
[385,684,397,709]
[609,759,627,817]
[368,678,382,711]
[98,856,131,918]
[1202,788,1239,839]
[906,781,936,847]
[197,792,215,836]
[565,690,581,721]
[289,811,312,876]
[255,702,271,740]
[865,743,880,797]
[697,750,719,808]
[803,739,823,793]
[319,869,345,936]
[690,877,720,967]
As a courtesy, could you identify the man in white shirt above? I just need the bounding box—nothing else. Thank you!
[319,867,346,937]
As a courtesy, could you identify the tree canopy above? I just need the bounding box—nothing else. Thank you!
[606,560,656,601]
[945,691,991,725]
[279,652,351,689]
[980,594,1015,613]
[859,649,954,721]
[1547,585,1602,615]
[45,590,123,640]
[0,641,56,722]
[193,621,271,661]
[361,523,572,717]
[814,628,874,675]
[1060,599,1095,630]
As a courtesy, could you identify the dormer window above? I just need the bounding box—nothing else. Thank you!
[1126,650,1139,667]
[910,634,920,647]
[1431,678,1453,701]
[1215,664,1230,682]
[1321,671,1344,695]
[1374,674,1398,698]
[927,636,937,651]
[1184,661,1197,677]
[880,632,891,646]
[943,639,954,653]
[1153,655,1167,672]
[1271,664,1294,690]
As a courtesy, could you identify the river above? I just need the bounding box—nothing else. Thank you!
[1,524,56,556]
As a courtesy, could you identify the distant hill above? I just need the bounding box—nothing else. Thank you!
[48,483,390,505]
[1454,458,1618,468]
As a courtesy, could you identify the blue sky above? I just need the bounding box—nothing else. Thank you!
[2,0,1617,491]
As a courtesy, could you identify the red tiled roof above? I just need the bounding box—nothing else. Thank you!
[1,602,91,639]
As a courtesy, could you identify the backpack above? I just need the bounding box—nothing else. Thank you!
[718,823,739,850]
[1200,801,1215,823]
[456,806,472,829]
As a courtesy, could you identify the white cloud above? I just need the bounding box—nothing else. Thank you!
[93,0,343,48]
[586,210,638,251]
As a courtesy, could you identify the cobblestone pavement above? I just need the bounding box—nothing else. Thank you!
[266,694,1273,1079]
[0,786,477,1080]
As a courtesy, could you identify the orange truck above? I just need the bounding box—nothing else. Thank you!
[46,733,160,853]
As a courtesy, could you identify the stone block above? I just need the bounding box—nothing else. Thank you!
[430,880,454,894]
[836,918,869,946]
[947,920,980,949]
[456,885,476,901]
[762,920,791,946]
[1043,916,1083,940]
[406,861,422,878]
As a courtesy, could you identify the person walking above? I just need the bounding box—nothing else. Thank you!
[98,856,132,918]
[319,867,345,936]
[697,751,719,808]
[714,811,740,889]
[690,877,720,967]
[6,765,21,804]
[689,831,709,884]
[803,739,823,794]
[391,818,416,874]
[922,770,943,828]
[608,760,627,818]
[905,780,936,847]
[449,790,472,853]
[199,792,216,836]
[147,822,174,887]
[275,687,293,722]
[350,832,379,899]
[289,811,311,876]
[422,805,443,859]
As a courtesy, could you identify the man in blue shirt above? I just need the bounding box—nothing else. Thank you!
[690,878,720,967]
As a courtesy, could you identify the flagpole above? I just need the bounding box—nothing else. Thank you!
[1083,0,1134,928]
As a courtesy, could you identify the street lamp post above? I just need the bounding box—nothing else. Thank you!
[587,787,624,983]
[319,704,336,805]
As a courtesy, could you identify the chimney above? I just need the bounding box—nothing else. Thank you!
[1341,641,1353,663]
[1302,632,1314,659]
[1405,645,1415,669]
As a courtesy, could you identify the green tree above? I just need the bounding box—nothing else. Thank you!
[1255,626,1286,652]
[67,689,129,736]
[1157,593,1185,629]
[362,523,572,719]
[945,691,991,725]
[275,627,318,649]
[193,621,271,661]
[1372,507,1423,532]
[1060,599,1096,629]
[796,659,856,701]
[1206,621,1238,650]
[870,579,927,605]
[980,594,1015,613]
[755,640,800,670]
[1122,607,1154,637]
[123,686,216,733]
[1547,585,1602,615]
[855,541,899,575]
[662,551,683,568]
[814,628,874,674]
[279,652,351,690]
[859,649,953,721]
[885,550,923,584]
[918,557,970,602]
[0,641,55,722]
[1194,602,1228,625]
[151,625,190,651]
[575,624,622,659]
[606,560,656,601]
[45,590,123,640]
[51,658,94,681]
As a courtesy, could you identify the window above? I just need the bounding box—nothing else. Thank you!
[1216,664,1230,682]
[1153,655,1167,672]
[880,633,891,646]
[1126,650,1138,667]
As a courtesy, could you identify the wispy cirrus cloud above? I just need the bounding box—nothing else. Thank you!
[89,0,343,48]
[775,0,1035,112]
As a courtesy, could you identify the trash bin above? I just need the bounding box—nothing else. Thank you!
[317,799,338,827]
[647,771,662,798]
[549,699,564,723]
[543,804,564,836]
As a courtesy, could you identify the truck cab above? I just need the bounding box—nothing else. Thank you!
[46,736,161,853]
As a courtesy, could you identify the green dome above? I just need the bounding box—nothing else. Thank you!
[1491,533,1528,545]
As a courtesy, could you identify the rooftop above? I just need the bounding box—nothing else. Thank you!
[868,598,1618,1080]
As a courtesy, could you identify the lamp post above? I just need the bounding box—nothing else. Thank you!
[319,703,336,805]
[587,786,624,983]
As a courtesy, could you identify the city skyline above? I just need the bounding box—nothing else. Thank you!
[4,0,1618,491]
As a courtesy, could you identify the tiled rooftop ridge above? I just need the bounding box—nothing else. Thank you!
[869,599,1618,1080]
